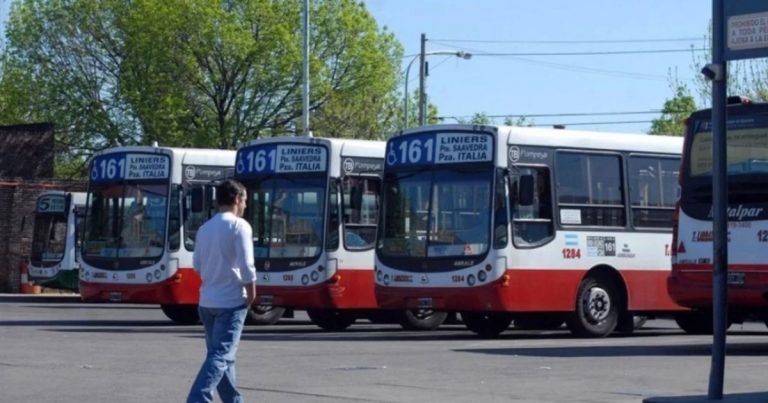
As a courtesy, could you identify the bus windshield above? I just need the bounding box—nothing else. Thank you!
[83,182,169,266]
[379,166,493,258]
[245,175,326,260]
[30,212,67,266]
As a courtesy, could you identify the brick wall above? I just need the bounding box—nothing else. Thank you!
[0,179,87,292]
[0,122,88,293]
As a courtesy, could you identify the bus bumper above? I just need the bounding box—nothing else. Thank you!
[668,266,768,308]
[256,269,377,310]
[79,268,200,304]
[374,270,581,312]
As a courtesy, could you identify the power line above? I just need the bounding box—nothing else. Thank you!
[429,37,706,45]
[529,120,655,127]
[440,110,689,120]
[437,116,661,127]
[501,56,667,81]
[470,48,708,57]
[403,48,707,59]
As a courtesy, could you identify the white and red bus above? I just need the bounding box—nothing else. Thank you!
[668,99,768,333]
[78,145,285,325]
[28,191,87,291]
[375,124,684,337]
[235,136,446,330]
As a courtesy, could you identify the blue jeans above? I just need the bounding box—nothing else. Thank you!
[187,305,249,403]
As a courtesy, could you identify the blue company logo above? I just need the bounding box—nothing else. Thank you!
[564,233,579,246]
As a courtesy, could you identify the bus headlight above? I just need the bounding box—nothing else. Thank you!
[310,271,319,282]
[467,274,476,286]
[477,270,487,282]
[301,274,310,285]
[383,274,390,286]
[376,269,383,283]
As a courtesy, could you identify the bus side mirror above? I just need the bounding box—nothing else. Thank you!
[518,175,535,206]
[190,187,205,213]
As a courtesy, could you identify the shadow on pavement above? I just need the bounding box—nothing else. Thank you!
[644,391,768,402]
[456,341,768,358]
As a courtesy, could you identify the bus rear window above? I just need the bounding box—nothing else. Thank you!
[689,127,768,177]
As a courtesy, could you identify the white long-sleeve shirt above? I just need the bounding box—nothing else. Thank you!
[193,212,257,308]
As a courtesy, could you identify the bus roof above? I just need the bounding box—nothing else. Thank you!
[391,124,682,156]
[503,126,683,155]
[92,146,236,165]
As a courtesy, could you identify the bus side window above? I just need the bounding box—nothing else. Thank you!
[326,179,340,251]
[341,176,380,250]
[168,185,181,251]
[510,166,554,247]
[556,152,625,227]
[493,168,509,249]
[629,156,679,228]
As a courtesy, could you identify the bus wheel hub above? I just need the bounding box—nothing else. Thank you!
[585,287,610,323]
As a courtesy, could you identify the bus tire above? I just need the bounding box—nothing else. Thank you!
[160,304,200,325]
[307,309,356,331]
[674,310,731,334]
[245,305,285,326]
[399,309,448,331]
[513,314,565,330]
[566,276,620,338]
[615,313,647,334]
[461,312,512,338]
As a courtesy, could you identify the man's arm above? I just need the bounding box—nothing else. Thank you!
[236,220,258,305]
[244,281,257,306]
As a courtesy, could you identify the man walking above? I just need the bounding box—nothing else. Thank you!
[187,179,256,403]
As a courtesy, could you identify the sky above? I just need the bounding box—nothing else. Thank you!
[365,0,712,133]
[0,0,713,134]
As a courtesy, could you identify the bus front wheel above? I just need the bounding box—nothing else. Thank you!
[398,309,448,330]
[566,276,620,338]
[160,304,200,325]
[245,305,286,326]
[307,309,356,331]
[461,312,512,338]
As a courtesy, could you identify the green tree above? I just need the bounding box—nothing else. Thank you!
[395,89,438,129]
[0,0,403,176]
[503,115,535,127]
[690,26,768,104]
[649,84,696,136]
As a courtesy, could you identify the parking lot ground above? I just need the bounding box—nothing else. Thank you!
[2,296,768,402]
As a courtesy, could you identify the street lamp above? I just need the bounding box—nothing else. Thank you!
[403,50,471,129]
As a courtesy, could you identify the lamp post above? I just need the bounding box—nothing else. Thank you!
[403,50,471,129]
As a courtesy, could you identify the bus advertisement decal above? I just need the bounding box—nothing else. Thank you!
[586,236,616,257]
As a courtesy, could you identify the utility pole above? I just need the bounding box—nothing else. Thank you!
[708,0,726,398]
[418,33,427,126]
[302,0,312,137]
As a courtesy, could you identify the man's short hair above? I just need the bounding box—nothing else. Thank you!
[216,179,246,207]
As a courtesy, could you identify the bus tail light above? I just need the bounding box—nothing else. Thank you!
[330,274,341,284]
[173,272,183,283]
